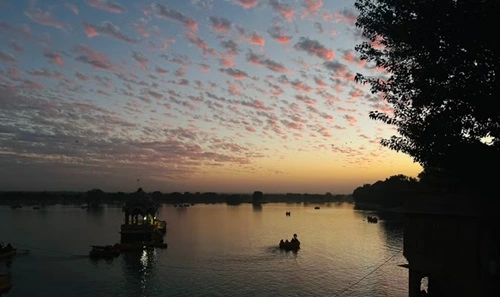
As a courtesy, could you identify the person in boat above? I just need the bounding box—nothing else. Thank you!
[290,234,299,243]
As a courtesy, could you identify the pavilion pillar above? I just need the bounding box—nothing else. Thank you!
[409,269,423,297]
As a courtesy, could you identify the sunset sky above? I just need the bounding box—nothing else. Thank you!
[0,0,422,194]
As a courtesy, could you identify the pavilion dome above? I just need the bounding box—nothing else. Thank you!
[123,187,158,216]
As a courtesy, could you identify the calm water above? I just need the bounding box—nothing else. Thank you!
[1,203,407,297]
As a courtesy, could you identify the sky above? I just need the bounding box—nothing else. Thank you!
[0,0,422,194]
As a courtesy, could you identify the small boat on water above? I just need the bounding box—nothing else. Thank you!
[154,219,167,233]
[147,242,168,249]
[89,245,120,259]
[0,274,12,293]
[279,234,300,251]
[0,243,16,259]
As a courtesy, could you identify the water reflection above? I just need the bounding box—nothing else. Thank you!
[121,248,158,296]
[1,203,409,297]
[252,204,262,211]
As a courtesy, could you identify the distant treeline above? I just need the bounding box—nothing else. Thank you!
[0,189,353,206]
[352,174,418,209]
[352,169,465,209]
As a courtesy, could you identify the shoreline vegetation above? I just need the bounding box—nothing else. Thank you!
[0,189,353,207]
[2,171,456,210]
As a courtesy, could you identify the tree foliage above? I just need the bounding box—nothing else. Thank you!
[354,0,499,185]
[252,191,263,204]
[353,174,418,207]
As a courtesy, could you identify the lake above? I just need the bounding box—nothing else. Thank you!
[1,202,408,297]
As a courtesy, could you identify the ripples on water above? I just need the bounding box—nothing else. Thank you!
[1,203,407,297]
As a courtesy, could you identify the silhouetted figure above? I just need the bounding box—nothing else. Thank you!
[279,234,300,251]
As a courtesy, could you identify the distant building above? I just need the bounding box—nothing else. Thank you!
[120,188,164,243]
[403,192,499,296]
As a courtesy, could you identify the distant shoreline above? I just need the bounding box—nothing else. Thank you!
[0,190,354,206]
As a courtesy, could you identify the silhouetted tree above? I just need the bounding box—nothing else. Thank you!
[353,175,418,207]
[226,194,242,205]
[355,0,499,190]
[252,191,263,205]
[85,188,105,208]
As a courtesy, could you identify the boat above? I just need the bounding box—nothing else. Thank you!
[147,242,168,249]
[154,219,167,233]
[314,206,320,210]
[279,234,300,251]
[0,274,12,293]
[0,243,16,259]
[115,242,147,252]
[279,240,300,251]
[0,249,16,259]
[89,245,120,259]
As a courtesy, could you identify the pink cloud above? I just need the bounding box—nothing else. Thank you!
[296,95,317,105]
[334,9,357,24]
[268,25,292,44]
[301,0,323,19]
[86,0,125,14]
[236,0,258,9]
[314,76,326,87]
[246,51,288,73]
[318,127,332,137]
[0,50,16,63]
[200,64,211,73]
[132,51,149,71]
[294,37,334,60]
[98,89,110,96]
[228,82,240,95]
[74,45,114,71]
[151,3,198,31]
[20,80,44,90]
[75,71,89,81]
[24,7,65,30]
[84,23,98,37]
[219,68,248,79]
[342,50,366,67]
[219,57,235,67]
[155,67,169,75]
[27,69,63,79]
[250,32,265,46]
[65,3,79,15]
[185,32,217,56]
[0,22,32,39]
[269,0,295,22]
[371,35,385,50]
[348,88,364,101]
[208,16,231,33]
[43,50,64,66]
[343,114,357,126]
[83,21,138,43]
